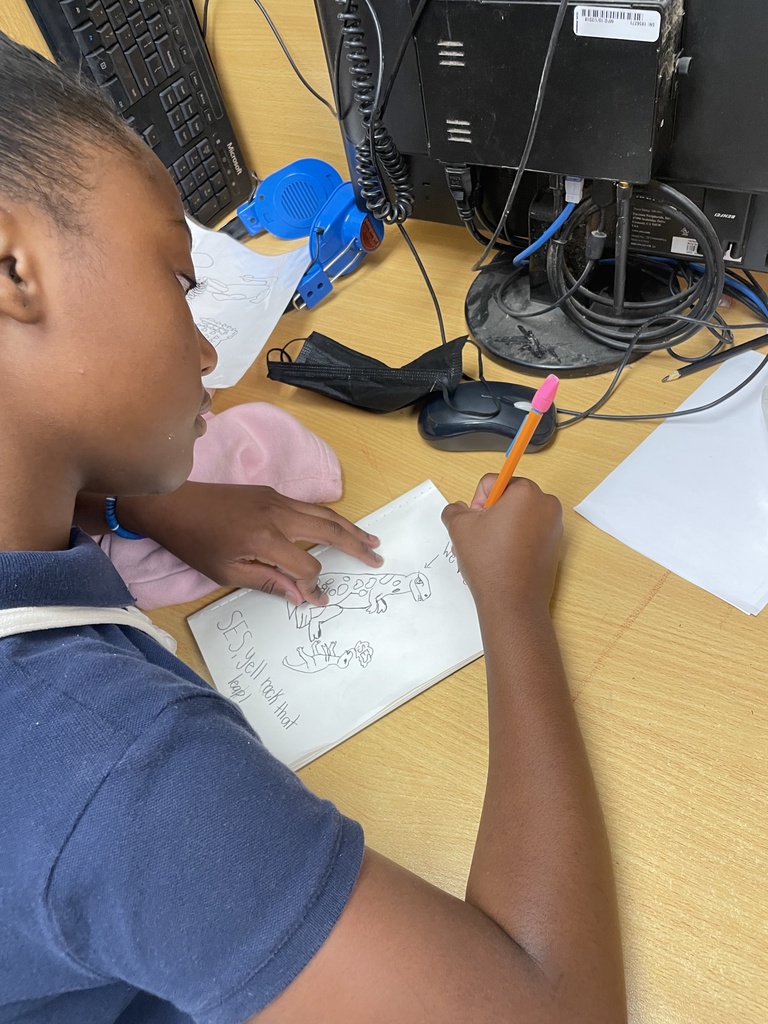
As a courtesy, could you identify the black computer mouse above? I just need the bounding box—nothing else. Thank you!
[417,380,557,452]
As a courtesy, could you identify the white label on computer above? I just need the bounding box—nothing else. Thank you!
[671,236,701,256]
[573,6,661,42]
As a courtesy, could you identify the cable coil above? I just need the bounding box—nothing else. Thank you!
[338,0,414,223]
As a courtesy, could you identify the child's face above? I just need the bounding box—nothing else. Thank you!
[31,144,217,497]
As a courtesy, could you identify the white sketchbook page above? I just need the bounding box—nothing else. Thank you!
[188,482,483,769]
[575,353,768,614]
[186,217,310,389]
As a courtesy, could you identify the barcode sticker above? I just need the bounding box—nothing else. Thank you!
[574,6,661,42]
[671,236,700,256]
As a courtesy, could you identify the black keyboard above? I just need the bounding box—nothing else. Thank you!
[25,0,252,226]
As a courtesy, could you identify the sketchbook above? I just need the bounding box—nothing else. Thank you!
[188,482,484,769]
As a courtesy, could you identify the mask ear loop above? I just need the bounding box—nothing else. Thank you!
[266,337,308,364]
[439,339,503,419]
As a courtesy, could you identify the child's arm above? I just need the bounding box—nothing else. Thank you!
[246,475,625,1024]
[73,483,382,606]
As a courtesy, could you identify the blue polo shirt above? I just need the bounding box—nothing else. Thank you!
[0,531,364,1024]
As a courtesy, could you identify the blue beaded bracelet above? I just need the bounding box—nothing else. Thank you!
[104,496,145,540]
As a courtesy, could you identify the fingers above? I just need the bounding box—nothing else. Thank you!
[469,474,500,509]
[281,503,383,567]
[233,564,330,608]
[229,540,328,606]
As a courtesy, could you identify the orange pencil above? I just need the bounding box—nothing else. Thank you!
[484,374,560,507]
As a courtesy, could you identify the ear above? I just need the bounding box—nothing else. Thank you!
[0,209,44,326]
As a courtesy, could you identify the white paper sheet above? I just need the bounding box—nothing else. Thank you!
[575,353,768,614]
[186,217,310,389]
[188,482,484,769]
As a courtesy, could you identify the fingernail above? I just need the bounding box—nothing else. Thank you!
[367,533,380,545]
[371,551,384,565]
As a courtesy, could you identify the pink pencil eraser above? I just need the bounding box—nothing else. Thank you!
[532,374,560,413]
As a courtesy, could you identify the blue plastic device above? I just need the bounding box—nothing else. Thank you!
[236,158,342,240]
[236,158,384,310]
[297,182,384,309]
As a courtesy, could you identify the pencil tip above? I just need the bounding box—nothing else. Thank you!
[661,372,679,382]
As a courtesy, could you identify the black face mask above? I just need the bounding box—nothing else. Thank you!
[266,332,468,413]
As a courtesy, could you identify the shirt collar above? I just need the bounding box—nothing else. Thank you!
[0,529,135,609]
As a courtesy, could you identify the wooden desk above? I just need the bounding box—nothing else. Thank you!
[2,3,767,1021]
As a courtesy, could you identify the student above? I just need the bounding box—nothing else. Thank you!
[0,32,626,1024]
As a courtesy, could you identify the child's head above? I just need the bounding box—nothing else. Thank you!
[0,32,216,501]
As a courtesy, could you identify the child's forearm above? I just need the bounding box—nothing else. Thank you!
[467,598,626,1022]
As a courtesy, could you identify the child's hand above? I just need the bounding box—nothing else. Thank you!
[442,474,563,615]
[120,482,382,606]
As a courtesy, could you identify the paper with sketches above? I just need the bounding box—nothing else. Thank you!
[187,217,310,389]
[576,353,768,614]
[189,482,484,768]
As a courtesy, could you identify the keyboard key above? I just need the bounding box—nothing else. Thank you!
[189,69,201,89]
[167,107,184,129]
[196,139,213,160]
[196,89,208,110]
[137,31,154,57]
[122,0,139,12]
[147,15,164,39]
[172,79,190,102]
[128,11,146,37]
[142,124,160,148]
[108,46,141,102]
[204,108,215,125]
[180,99,195,120]
[115,24,134,50]
[60,0,89,29]
[173,156,190,179]
[156,36,180,75]
[188,190,203,213]
[174,125,192,147]
[204,156,218,176]
[85,48,116,83]
[125,46,152,94]
[74,21,101,53]
[180,173,195,196]
[178,42,192,64]
[106,3,126,29]
[215,185,231,207]
[99,22,117,48]
[200,181,214,202]
[145,51,165,85]
[192,164,207,186]
[187,115,203,138]
[162,3,177,24]
[198,196,221,224]
[87,1,108,26]
[185,147,201,169]
[103,75,130,111]
[171,25,183,45]
[138,0,158,13]
[159,86,176,111]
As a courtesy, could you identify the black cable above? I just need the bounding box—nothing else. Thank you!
[201,0,337,118]
[396,222,447,347]
[547,183,724,352]
[495,260,595,320]
[472,0,570,271]
[339,0,414,223]
[557,314,768,428]
[377,0,431,117]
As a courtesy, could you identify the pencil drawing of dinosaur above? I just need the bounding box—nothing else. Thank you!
[282,639,374,674]
[288,571,432,640]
